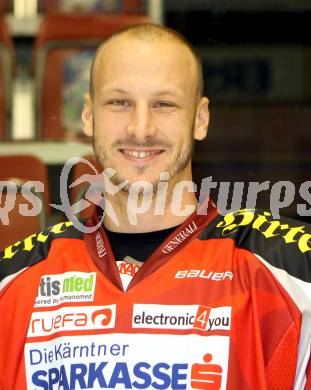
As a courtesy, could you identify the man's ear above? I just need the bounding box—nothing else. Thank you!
[81,93,93,137]
[193,97,209,141]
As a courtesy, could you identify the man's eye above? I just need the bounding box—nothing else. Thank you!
[109,99,129,106]
[155,102,175,109]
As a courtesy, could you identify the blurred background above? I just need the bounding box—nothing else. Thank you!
[0,0,310,249]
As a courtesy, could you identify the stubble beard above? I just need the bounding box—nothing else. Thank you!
[93,124,195,194]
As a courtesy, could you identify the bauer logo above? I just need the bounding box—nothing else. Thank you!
[34,272,96,307]
[132,304,231,332]
[27,305,116,337]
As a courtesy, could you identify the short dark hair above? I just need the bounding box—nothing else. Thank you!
[89,23,204,99]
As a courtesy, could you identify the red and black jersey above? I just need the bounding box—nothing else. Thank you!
[0,201,310,389]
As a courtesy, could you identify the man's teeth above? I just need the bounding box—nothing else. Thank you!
[125,150,158,158]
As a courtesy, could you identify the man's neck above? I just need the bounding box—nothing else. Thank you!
[103,188,198,233]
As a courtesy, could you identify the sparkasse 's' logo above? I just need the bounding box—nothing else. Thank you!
[27,305,116,337]
[191,353,223,388]
[35,272,96,307]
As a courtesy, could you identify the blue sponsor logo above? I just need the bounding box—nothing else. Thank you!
[32,361,188,389]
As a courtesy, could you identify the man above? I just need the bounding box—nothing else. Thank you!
[0,23,310,389]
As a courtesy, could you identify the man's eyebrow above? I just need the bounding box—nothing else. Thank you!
[154,90,181,97]
[100,87,182,97]
[101,88,129,94]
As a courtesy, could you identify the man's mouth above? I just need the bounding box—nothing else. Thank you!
[120,149,164,160]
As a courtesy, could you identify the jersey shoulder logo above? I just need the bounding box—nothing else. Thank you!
[199,209,311,283]
[0,221,83,285]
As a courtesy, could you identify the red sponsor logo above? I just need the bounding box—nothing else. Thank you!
[91,308,112,326]
[191,353,223,389]
[28,306,115,337]
[117,262,140,276]
[193,306,212,330]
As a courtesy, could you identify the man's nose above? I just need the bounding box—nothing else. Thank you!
[125,102,156,140]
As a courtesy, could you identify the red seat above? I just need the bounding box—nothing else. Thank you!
[0,17,13,139]
[0,155,51,216]
[0,0,12,14]
[34,13,150,140]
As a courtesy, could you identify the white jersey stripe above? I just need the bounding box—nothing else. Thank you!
[0,268,28,294]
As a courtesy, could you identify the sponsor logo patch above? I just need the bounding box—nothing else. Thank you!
[28,305,116,337]
[35,272,96,307]
[132,304,231,332]
[25,334,229,389]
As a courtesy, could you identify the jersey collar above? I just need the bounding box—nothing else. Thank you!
[84,197,218,291]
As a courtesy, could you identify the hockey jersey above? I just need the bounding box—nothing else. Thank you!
[0,201,310,389]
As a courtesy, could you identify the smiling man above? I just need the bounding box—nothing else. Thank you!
[82,25,209,232]
[0,24,310,390]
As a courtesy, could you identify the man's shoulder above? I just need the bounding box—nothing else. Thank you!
[0,221,83,288]
[199,208,311,283]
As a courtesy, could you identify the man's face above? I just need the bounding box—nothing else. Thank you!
[83,36,209,190]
